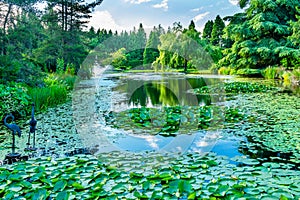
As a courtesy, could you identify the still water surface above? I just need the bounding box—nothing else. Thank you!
[96,72,242,158]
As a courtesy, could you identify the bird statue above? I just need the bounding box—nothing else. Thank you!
[4,113,21,155]
[27,103,37,150]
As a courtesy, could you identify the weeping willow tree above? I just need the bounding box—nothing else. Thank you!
[153,21,214,72]
[219,0,300,70]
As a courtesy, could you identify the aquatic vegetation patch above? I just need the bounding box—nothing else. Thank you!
[106,105,247,136]
[194,81,276,94]
[228,92,300,165]
[1,153,299,199]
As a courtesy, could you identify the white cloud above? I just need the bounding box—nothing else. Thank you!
[88,10,124,32]
[124,0,152,4]
[228,0,239,5]
[193,12,210,22]
[191,7,204,12]
[152,0,168,11]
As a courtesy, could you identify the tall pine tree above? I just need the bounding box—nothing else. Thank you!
[202,20,213,40]
[210,15,225,46]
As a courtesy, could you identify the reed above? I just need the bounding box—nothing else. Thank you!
[28,85,68,112]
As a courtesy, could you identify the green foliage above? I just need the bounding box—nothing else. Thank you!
[0,83,31,119]
[56,58,65,74]
[143,28,161,66]
[28,85,68,112]
[105,105,246,135]
[27,73,74,112]
[194,81,275,94]
[218,67,231,75]
[202,20,214,40]
[261,66,284,79]
[44,73,76,90]
[211,15,225,46]
[103,48,128,69]
[282,69,300,84]
[0,151,299,199]
[154,25,214,72]
[0,55,21,84]
[220,0,300,71]
[236,68,262,77]
[0,56,45,87]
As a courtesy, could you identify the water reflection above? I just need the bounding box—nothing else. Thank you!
[113,75,225,108]
[95,72,242,157]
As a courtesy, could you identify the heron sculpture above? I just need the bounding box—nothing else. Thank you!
[26,103,37,151]
[4,113,21,157]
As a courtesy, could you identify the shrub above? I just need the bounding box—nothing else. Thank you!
[0,55,21,84]
[282,69,300,84]
[0,83,31,120]
[44,73,76,91]
[218,67,231,75]
[261,66,283,79]
[236,68,262,77]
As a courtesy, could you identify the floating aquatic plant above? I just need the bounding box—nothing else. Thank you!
[105,105,247,136]
[1,153,299,199]
[194,81,277,94]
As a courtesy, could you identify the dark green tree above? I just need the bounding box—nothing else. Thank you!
[202,20,213,40]
[219,0,300,70]
[0,0,41,55]
[33,0,103,72]
[143,26,162,65]
[210,15,225,46]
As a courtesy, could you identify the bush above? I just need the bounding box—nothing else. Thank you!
[44,73,76,90]
[282,69,300,84]
[0,83,31,120]
[218,67,231,75]
[0,55,21,84]
[261,66,284,79]
[236,68,262,77]
[0,55,45,87]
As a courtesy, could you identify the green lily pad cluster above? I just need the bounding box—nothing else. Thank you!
[1,153,299,199]
[227,92,300,165]
[106,105,246,136]
[194,81,276,94]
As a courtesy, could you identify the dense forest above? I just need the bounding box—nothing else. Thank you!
[1,0,300,118]
[97,0,300,81]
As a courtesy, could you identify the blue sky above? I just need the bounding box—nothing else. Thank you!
[88,0,243,33]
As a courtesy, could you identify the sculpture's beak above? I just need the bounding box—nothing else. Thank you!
[18,131,21,137]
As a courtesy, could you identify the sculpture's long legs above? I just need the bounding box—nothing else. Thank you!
[12,131,15,154]
[33,131,36,149]
[27,132,31,147]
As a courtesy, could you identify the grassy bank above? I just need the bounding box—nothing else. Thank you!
[124,69,212,74]
[0,73,76,120]
[218,66,300,84]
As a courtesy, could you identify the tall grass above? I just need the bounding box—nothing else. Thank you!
[28,85,68,112]
[282,69,300,84]
[262,66,278,79]
[57,74,77,90]
[27,73,76,112]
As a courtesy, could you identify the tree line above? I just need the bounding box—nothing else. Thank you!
[97,0,300,80]
[0,0,103,85]
[1,0,299,83]
[96,15,226,73]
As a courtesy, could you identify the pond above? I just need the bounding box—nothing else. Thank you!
[79,72,237,158]
[1,68,300,199]
[77,69,299,169]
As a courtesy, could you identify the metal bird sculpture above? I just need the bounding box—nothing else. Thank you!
[26,103,37,151]
[4,113,21,155]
